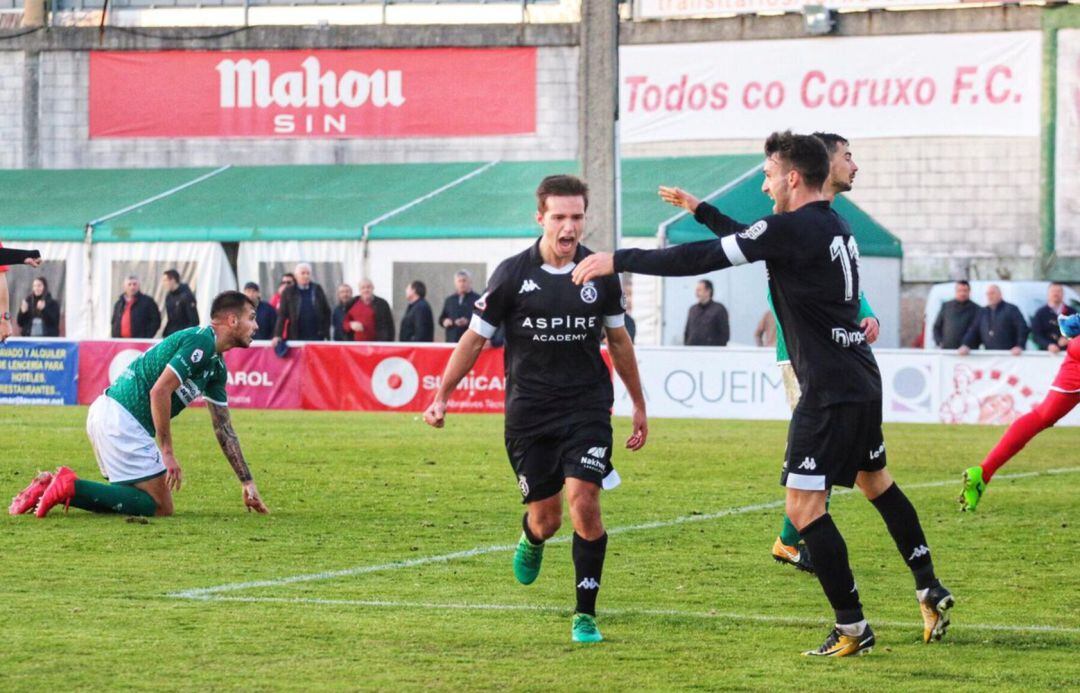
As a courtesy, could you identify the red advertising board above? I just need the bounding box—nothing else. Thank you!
[303,343,506,413]
[77,340,303,410]
[89,49,537,139]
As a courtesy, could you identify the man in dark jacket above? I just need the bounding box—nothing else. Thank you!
[684,279,729,346]
[331,283,356,341]
[438,270,481,343]
[400,280,434,342]
[1030,282,1074,353]
[959,284,1028,355]
[161,269,200,337]
[111,275,161,338]
[932,280,979,349]
[272,263,332,344]
[243,282,277,340]
[358,278,395,341]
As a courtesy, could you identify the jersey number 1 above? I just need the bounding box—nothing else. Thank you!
[829,236,858,301]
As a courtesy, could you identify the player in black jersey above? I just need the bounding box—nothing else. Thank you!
[573,132,953,657]
[424,175,648,644]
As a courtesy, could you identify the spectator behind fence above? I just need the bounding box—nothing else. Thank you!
[16,276,60,337]
[331,283,356,341]
[933,279,979,349]
[243,282,277,340]
[272,262,331,344]
[269,273,295,311]
[161,268,199,337]
[110,275,160,339]
[358,279,395,342]
[754,309,777,347]
[439,270,481,343]
[959,284,1028,356]
[1030,282,1074,353]
[400,280,434,343]
[684,279,729,346]
[344,284,376,341]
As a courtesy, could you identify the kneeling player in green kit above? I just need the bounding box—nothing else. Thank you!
[8,290,270,518]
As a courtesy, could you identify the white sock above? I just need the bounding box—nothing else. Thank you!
[916,588,929,602]
[836,619,867,637]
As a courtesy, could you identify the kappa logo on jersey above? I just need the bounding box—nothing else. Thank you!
[831,327,868,348]
[869,442,885,460]
[739,220,768,241]
[798,457,817,471]
[909,545,930,561]
[517,474,530,498]
[518,279,540,294]
[577,577,600,590]
[191,348,204,364]
[580,282,598,304]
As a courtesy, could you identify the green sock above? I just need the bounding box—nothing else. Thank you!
[70,479,157,516]
[779,515,802,546]
[779,489,833,545]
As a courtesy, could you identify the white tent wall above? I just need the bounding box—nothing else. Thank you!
[7,241,87,338]
[661,257,901,347]
[620,237,661,345]
[90,242,236,338]
[236,240,366,302]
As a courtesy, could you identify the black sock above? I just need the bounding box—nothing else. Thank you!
[522,513,544,545]
[572,532,607,617]
[870,483,938,591]
[799,514,864,625]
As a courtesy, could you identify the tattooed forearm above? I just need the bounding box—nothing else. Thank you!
[208,402,253,483]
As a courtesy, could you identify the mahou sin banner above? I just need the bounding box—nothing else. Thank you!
[89,48,537,139]
[620,32,1041,142]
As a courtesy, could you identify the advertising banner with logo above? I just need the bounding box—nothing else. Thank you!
[0,339,79,406]
[1055,29,1080,255]
[77,340,303,409]
[303,343,505,413]
[89,49,537,139]
[635,0,959,19]
[614,347,1080,426]
[620,32,1041,143]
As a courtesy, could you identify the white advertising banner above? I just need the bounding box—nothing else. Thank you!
[1055,29,1080,255]
[636,0,959,19]
[619,32,1042,143]
[614,347,1080,426]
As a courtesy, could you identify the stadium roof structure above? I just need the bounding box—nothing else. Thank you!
[662,165,903,258]
[0,157,900,255]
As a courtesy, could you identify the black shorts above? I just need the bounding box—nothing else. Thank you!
[780,400,886,491]
[505,419,614,503]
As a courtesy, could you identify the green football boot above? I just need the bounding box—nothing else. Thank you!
[572,613,603,643]
[959,466,987,512]
[513,532,544,585]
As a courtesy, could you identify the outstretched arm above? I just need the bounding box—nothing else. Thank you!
[207,401,269,513]
[659,187,747,238]
[423,329,487,427]
[605,326,647,451]
[573,240,736,285]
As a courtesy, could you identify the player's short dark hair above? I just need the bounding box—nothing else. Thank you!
[243,281,260,292]
[163,269,181,283]
[956,280,970,288]
[211,290,255,319]
[698,278,714,298]
[409,280,427,299]
[811,132,849,155]
[536,175,589,214]
[764,131,829,190]
[281,273,296,284]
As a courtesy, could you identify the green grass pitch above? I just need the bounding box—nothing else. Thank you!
[2,406,1078,691]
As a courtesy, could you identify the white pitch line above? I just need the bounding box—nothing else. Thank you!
[169,466,1080,600]
[187,595,1080,636]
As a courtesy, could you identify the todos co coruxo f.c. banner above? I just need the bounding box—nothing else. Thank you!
[89,49,537,139]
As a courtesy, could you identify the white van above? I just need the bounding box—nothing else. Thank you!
[922,281,1080,350]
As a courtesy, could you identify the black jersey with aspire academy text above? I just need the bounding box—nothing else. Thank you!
[470,239,626,436]
[614,200,881,407]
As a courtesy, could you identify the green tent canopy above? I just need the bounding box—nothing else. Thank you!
[664,167,902,258]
